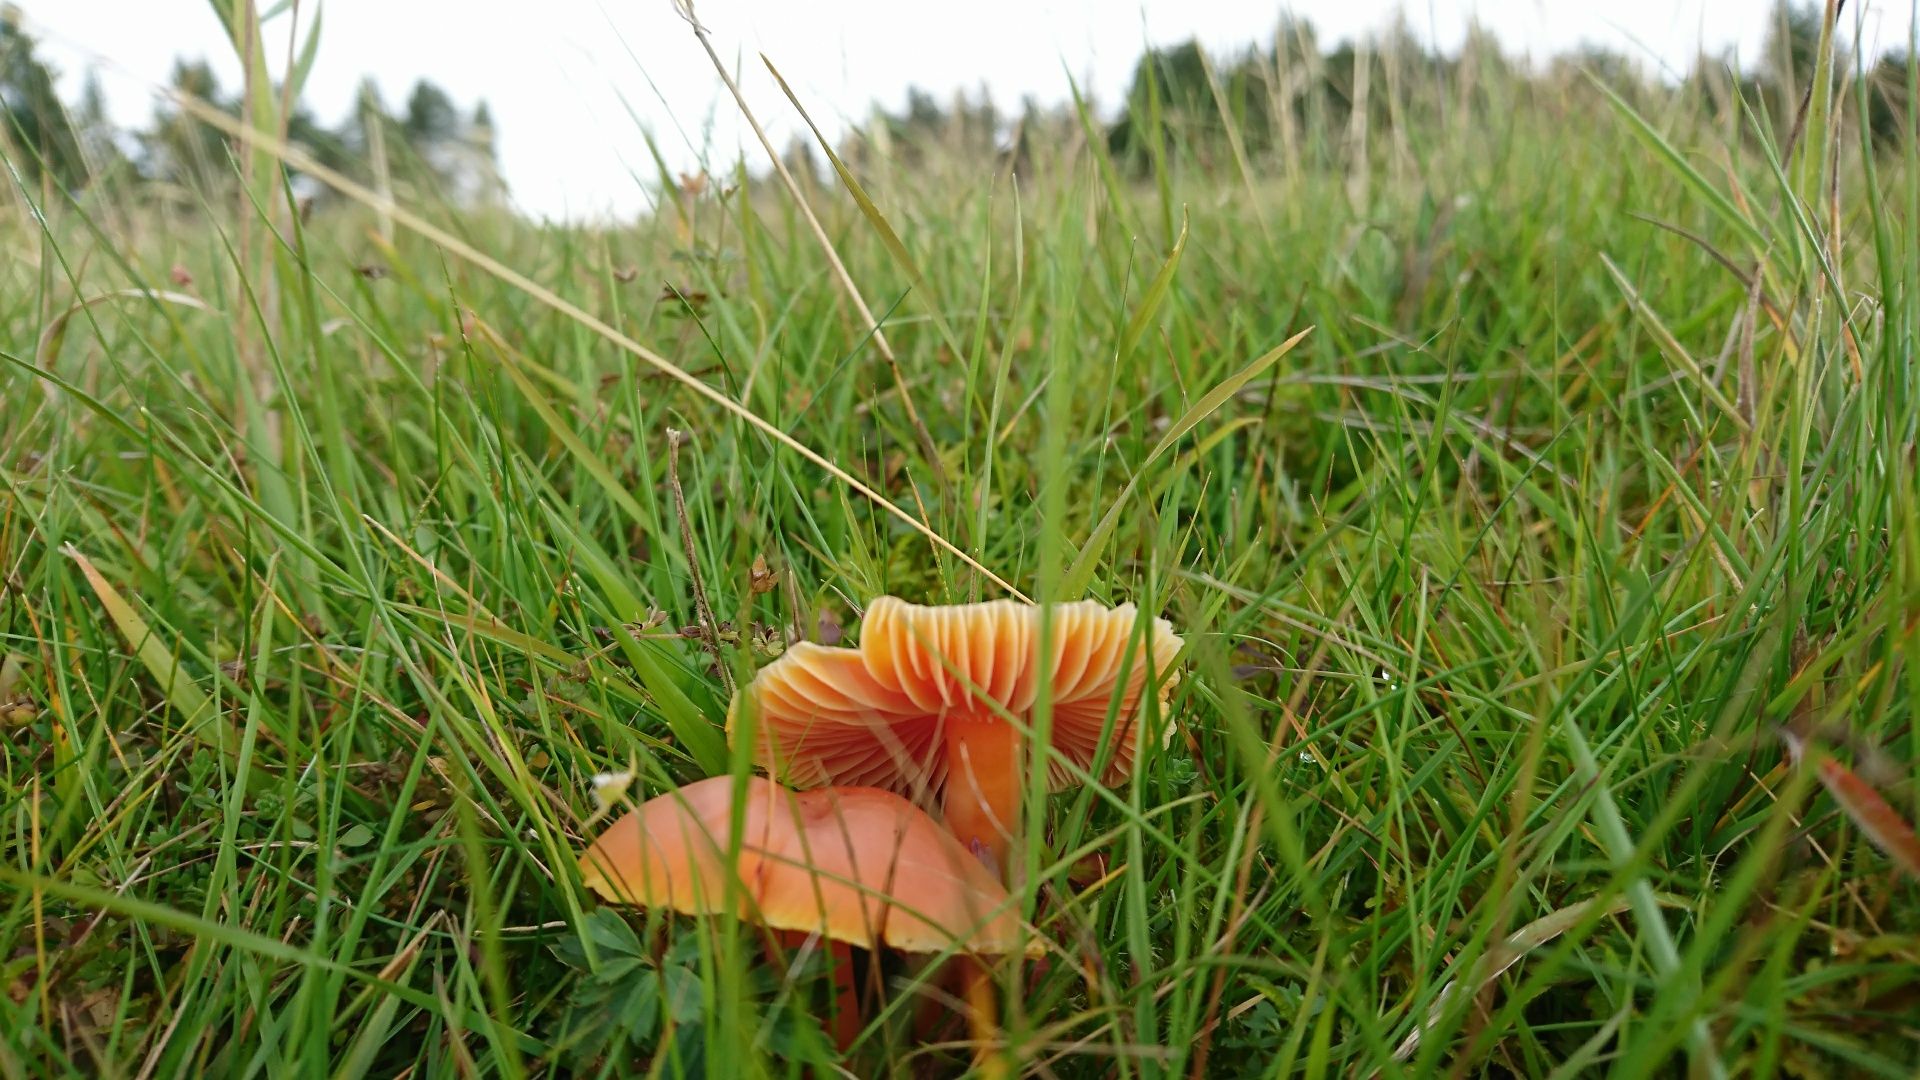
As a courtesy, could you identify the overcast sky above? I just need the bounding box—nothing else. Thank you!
[19,1,1920,221]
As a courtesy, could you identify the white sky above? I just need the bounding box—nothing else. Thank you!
[19,1,1920,221]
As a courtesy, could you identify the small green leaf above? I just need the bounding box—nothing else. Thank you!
[661,965,702,1024]
[623,968,662,1042]
[581,907,645,962]
[665,1014,707,1076]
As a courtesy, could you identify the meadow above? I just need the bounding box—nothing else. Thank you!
[3,6,1920,1076]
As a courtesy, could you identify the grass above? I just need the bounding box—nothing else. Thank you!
[4,10,1920,1078]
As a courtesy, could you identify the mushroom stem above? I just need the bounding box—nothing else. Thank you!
[942,714,1017,1079]
[963,956,1008,1080]
[942,713,1021,879]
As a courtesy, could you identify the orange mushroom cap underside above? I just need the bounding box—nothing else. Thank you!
[728,597,1182,801]
[578,775,1040,956]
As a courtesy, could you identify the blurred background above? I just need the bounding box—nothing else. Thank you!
[13,0,1919,220]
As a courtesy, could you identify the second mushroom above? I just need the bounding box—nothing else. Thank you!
[728,596,1183,880]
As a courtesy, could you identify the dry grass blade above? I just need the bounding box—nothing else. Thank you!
[758,55,972,372]
[34,289,212,403]
[1784,730,1920,880]
[36,288,212,369]
[1815,757,1920,877]
[147,86,1027,604]
[1388,895,1644,1065]
[64,545,234,758]
[676,4,951,501]
[1600,255,1752,434]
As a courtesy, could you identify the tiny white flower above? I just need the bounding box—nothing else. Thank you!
[590,768,636,809]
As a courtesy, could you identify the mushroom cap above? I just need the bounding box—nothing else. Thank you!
[729,596,1182,800]
[578,775,1039,956]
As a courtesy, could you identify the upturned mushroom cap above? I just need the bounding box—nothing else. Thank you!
[578,775,1039,956]
[729,596,1182,798]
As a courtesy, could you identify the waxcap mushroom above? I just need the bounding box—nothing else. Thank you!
[578,774,1039,957]
[728,596,1182,874]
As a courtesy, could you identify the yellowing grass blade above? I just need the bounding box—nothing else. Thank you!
[1782,728,1920,880]
[65,546,235,758]
[1816,755,1920,879]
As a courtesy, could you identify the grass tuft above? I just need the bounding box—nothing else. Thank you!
[3,6,1920,1076]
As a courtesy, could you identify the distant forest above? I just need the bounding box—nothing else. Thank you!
[0,10,503,209]
[2,2,1914,211]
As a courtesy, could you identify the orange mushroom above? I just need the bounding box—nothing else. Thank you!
[729,597,1182,879]
[577,774,1039,1049]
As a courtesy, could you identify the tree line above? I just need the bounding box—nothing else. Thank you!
[836,2,1914,178]
[1,13,502,207]
[4,2,1913,212]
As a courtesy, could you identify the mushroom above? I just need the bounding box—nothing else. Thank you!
[729,596,1182,879]
[577,774,1038,1049]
